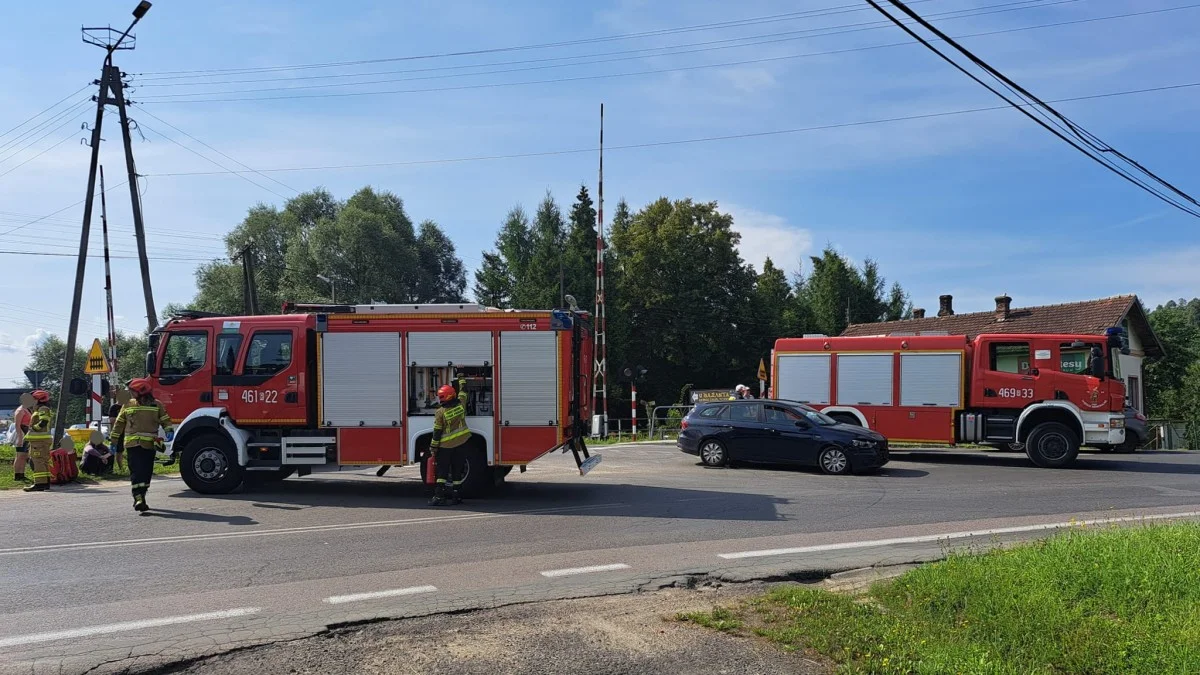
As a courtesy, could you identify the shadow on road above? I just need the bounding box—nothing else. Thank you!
[693,461,929,479]
[895,451,1200,475]
[143,508,259,526]
[166,478,792,522]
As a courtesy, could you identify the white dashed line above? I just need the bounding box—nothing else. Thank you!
[540,563,631,578]
[0,608,261,648]
[717,510,1200,559]
[324,585,439,605]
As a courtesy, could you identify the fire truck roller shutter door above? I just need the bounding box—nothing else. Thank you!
[900,353,963,407]
[320,332,402,427]
[775,354,830,405]
[407,332,492,367]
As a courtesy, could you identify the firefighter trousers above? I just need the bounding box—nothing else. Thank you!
[26,440,52,486]
[434,446,466,490]
[128,446,157,501]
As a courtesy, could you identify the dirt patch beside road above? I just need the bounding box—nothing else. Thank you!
[160,585,828,675]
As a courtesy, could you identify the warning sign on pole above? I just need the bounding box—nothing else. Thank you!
[84,338,111,374]
[757,358,768,381]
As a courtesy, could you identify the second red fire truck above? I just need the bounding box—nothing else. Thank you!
[148,302,597,494]
[771,328,1130,468]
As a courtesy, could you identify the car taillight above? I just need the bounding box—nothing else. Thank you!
[681,418,689,430]
[1136,412,1146,422]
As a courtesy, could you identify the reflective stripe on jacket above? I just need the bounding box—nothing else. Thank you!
[113,400,173,448]
[431,387,471,450]
[25,406,54,443]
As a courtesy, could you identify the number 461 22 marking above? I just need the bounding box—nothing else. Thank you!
[241,390,278,404]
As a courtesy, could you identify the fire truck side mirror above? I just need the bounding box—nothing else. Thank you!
[1090,355,1105,379]
[145,350,156,375]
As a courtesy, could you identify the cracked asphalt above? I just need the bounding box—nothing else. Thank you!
[2,444,1199,674]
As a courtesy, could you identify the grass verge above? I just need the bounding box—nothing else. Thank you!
[681,523,1200,674]
[0,443,179,490]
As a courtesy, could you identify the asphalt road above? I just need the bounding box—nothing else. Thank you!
[3,444,1200,674]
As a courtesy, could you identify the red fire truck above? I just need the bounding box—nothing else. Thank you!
[148,303,598,494]
[770,328,1130,468]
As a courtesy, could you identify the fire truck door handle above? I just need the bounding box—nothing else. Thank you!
[199,392,212,402]
[284,392,298,403]
[984,388,997,397]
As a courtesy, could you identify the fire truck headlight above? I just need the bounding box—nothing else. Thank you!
[1110,417,1124,429]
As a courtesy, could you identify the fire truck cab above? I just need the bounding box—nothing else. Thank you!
[771,328,1130,468]
[147,303,597,494]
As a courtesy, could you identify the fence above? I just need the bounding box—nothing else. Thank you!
[1145,419,1191,450]
[648,405,694,440]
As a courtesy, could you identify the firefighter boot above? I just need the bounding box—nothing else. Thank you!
[133,493,149,513]
[451,483,463,505]
[23,483,48,492]
[428,483,447,507]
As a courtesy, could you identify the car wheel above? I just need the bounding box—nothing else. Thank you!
[1115,436,1139,454]
[699,439,728,467]
[818,446,851,475]
[180,432,244,494]
[1025,422,1079,468]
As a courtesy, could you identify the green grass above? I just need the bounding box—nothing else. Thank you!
[682,523,1200,674]
[0,443,178,490]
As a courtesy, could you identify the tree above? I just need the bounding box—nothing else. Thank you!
[563,185,598,308]
[1144,300,1200,419]
[473,252,514,307]
[794,247,910,336]
[413,219,467,302]
[520,192,568,310]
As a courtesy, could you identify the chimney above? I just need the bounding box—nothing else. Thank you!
[995,294,1012,322]
[937,294,954,317]
[912,307,926,319]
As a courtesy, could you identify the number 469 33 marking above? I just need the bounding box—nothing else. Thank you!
[241,389,278,404]
[997,387,1034,398]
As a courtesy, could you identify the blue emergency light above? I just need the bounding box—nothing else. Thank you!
[550,309,573,331]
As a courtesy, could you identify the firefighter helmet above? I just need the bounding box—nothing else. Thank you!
[128,378,153,395]
[437,384,457,404]
[31,389,50,403]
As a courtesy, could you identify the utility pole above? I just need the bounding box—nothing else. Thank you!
[55,1,153,446]
[99,165,119,386]
[108,62,157,331]
[593,103,609,438]
[234,244,258,315]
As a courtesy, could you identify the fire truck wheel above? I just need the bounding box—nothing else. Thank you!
[180,432,245,494]
[818,446,851,475]
[460,445,491,496]
[1024,422,1079,468]
[829,413,861,427]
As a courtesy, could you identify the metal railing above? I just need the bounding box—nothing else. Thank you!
[1145,419,1191,450]
[648,405,694,440]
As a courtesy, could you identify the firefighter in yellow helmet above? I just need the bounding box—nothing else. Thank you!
[22,390,54,492]
[429,376,471,506]
[111,378,174,512]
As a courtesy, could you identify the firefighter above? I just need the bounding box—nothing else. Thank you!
[111,378,174,513]
[429,376,471,506]
[22,390,54,492]
[729,384,752,401]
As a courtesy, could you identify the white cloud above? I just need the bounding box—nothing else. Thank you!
[23,329,50,351]
[723,204,812,273]
[0,333,18,354]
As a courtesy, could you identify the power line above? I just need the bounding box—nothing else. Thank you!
[137,0,1092,101]
[868,0,1200,218]
[0,248,220,262]
[0,179,128,238]
[141,80,1200,178]
[0,108,92,179]
[134,120,292,199]
[131,107,299,194]
[0,99,92,157]
[0,84,92,142]
[132,0,949,78]
[131,0,1069,92]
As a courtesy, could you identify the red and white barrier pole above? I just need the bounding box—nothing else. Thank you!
[631,382,637,440]
[90,374,103,426]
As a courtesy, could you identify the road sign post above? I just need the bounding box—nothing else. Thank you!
[83,339,111,426]
[758,358,768,398]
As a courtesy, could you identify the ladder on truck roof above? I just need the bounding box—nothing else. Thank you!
[283,302,502,314]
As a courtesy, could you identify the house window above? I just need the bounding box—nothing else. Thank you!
[1127,375,1141,411]
[989,342,1031,374]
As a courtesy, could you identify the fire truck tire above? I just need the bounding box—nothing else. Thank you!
[180,432,245,494]
[460,446,491,496]
[1024,422,1079,468]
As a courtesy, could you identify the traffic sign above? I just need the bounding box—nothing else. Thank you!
[84,338,111,375]
[757,358,768,381]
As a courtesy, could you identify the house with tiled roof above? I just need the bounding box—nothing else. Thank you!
[842,294,1163,412]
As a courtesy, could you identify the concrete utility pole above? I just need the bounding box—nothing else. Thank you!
[593,103,609,437]
[55,1,154,446]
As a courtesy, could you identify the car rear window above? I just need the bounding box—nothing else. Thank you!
[697,405,729,420]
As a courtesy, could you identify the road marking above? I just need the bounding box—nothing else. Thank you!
[718,510,1200,559]
[324,585,438,605]
[540,563,631,578]
[0,502,626,558]
[0,607,260,648]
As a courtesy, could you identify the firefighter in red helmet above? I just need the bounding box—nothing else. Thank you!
[429,376,471,506]
[111,378,174,512]
[22,390,54,492]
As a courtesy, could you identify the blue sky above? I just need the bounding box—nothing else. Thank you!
[1,0,1198,383]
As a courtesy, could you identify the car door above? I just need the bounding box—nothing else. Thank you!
[726,402,769,461]
[762,404,821,464]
